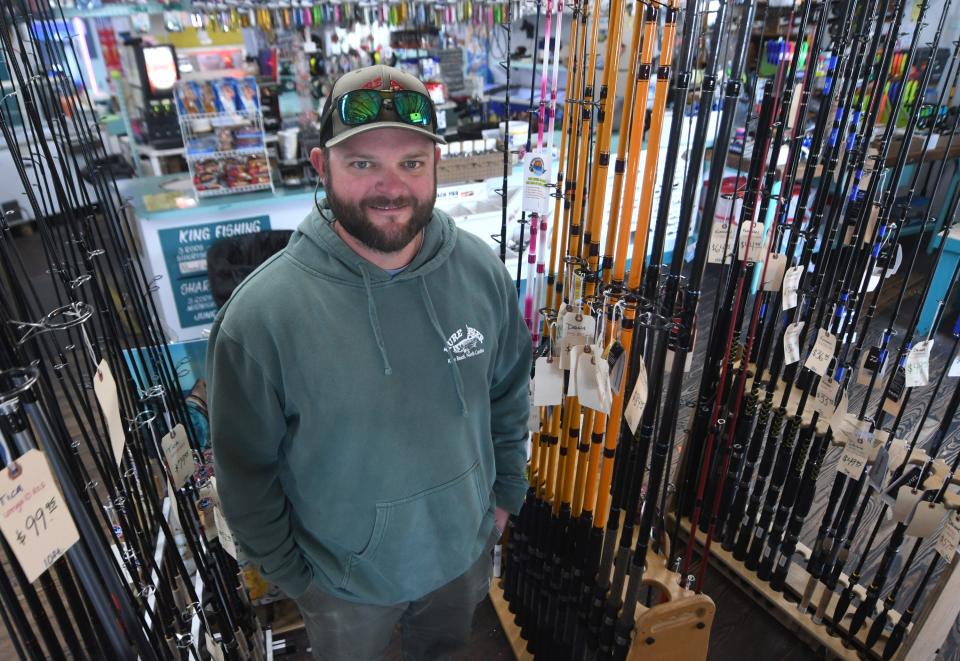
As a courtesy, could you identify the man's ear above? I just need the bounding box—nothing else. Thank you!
[310,147,325,180]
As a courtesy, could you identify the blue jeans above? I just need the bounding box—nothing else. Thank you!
[294,535,495,661]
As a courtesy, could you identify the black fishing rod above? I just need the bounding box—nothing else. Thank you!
[739,0,909,573]
[862,326,960,651]
[827,186,960,630]
[720,0,867,547]
[760,31,958,583]
[605,3,757,655]
[725,0,869,560]
[796,0,948,614]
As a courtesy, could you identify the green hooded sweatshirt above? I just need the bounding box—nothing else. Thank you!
[208,202,532,605]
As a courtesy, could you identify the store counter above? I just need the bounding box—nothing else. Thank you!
[120,173,524,343]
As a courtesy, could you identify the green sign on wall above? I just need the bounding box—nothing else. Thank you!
[158,215,270,328]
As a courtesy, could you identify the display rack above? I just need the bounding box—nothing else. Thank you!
[174,77,274,199]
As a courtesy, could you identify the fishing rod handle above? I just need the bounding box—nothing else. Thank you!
[730,396,777,553]
[722,393,769,550]
[746,413,801,570]
[760,423,817,581]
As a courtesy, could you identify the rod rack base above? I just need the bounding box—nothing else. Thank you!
[674,516,905,661]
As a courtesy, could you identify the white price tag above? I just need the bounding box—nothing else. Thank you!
[624,361,649,434]
[906,501,946,538]
[837,425,872,480]
[160,424,195,489]
[522,152,552,215]
[813,375,840,417]
[708,219,737,264]
[560,334,589,370]
[214,507,238,559]
[761,253,787,291]
[93,360,126,467]
[936,512,960,561]
[949,355,960,378]
[782,266,804,310]
[904,340,934,388]
[737,222,766,261]
[804,329,837,376]
[0,450,80,583]
[892,487,924,524]
[560,310,596,342]
[577,346,612,413]
[783,321,805,365]
[533,357,564,406]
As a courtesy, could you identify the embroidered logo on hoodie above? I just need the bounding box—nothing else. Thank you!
[446,325,485,361]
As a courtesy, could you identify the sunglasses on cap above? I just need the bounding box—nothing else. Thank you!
[326,88,436,131]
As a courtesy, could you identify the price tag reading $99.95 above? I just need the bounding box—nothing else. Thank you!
[0,449,80,583]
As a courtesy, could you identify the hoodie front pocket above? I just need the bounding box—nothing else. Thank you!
[339,461,492,599]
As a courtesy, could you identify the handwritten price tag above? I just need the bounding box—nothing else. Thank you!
[782,266,804,310]
[560,309,596,341]
[737,222,766,262]
[813,375,840,417]
[783,321,805,365]
[708,219,737,265]
[762,253,787,291]
[937,512,960,561]
[0,450,79,582]
[624,360,649,434]
[214,507,237,560]
[160,424,196,489]
[904,340,934,388]
[837,425,872,480]
[804,329,836,376]
[93,360,126,467]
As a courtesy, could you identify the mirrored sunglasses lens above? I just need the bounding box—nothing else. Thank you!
[340,91,381,125]
[394,92,432,127]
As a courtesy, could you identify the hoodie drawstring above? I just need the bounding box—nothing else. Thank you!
[419,277,470,417]
[358,265,393,375]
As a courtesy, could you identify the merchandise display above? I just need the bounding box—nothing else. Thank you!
[3,0,960,659]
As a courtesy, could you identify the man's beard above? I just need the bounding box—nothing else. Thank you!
[325,171,436,254]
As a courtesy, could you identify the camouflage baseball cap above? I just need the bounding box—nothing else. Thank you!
[320,64,447,148]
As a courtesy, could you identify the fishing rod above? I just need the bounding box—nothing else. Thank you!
[499,3,513,263]
[601,5,757,656]
[792,0,948,618]
[718,0,864,548]
[519,0,544,298]
[734,0,907,571]
[684,0,830,577]
[825,147,960,633]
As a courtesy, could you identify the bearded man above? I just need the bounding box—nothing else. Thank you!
[208,65,532,661]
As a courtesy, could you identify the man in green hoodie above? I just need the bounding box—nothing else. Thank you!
[208,65,532,660]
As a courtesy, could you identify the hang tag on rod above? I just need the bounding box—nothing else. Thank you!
[577,345,612,413]
[160,424,195,490]
[761,253,787,292]
[624,361,649,435]
[936,511,960,561]
[892,487,924,524]
[214,507,237,560]
[783,321,805,365]
[93,360,126,467]
[533,357,563,406]
[708,219,737,265]
[0,450,80,583]
[782,265,803,310]
[804,329,836,376]
[837,424,872,480]
[906,501,946,538]
[904,339,933,388]
[812,374,839,417]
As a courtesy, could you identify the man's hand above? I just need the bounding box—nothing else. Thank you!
[494,507,510,539]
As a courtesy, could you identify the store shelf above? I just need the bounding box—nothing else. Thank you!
[61,2,187,18]
[182,110,259,122]
[196,182,272,198]
[185,146,266,161]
